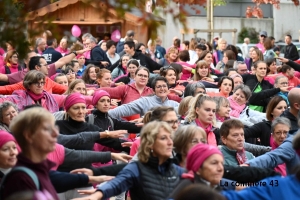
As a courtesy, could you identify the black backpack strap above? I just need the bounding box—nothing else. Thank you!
[4,66,10,74]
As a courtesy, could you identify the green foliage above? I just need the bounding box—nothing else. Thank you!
[238,27,259,43]
[0,0,54,59]
[213,0,226,6]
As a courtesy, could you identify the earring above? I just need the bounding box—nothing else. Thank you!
[150,149,153,153]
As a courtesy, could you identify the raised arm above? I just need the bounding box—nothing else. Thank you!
[0,81,24,95]
[57,131,101,149]
[246,137,295,170]
[99,86,126,100]
[108,98,144,119]
[54,48,90,70]
[0,73,8,82]
[61,147,111,167]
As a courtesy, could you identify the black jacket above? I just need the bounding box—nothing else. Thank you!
[281,109,298,134]
[284,43,299,61]
[130,156,180,200]
[86,109,141,133]
[243,74,279,112]
[42,47,62,64]
[131,51,162,73]
[55,118,129,170]
[86,45,111,68]
[244,120,272,146]
[223,165,280,183]
[168,172,223,199]
[287,59,300,71]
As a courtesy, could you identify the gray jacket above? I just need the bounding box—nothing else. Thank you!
[246,136,300,175]
[57,131,101,150]
[62,147,111,169]
[108,95,179,119]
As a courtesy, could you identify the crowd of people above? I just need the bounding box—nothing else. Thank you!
[1,29,300,200]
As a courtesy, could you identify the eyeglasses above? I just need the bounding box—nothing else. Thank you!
[122,59,129,62]
[162,65,174,70]
[260,35,266,38]
[165,119,180,126]
[274,131,288,136]
[32,82,45,86]
[137,74,148,78]
[156,85,168,89]
[11,56,18,59]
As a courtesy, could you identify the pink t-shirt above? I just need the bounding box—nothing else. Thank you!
[130,138,140,156]
[0,56,4,69]
[47,143,65,170]
[55,46,69,56]
[83,51,91,59]
[256,43,265,53]
[176,61,196,80]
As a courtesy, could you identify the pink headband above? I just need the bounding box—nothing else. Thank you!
[0,130,17,149]
[0,130,21,152]
[76,54,84,59]
[92,90,110,105]
[64,92,86,111]
[186,143,223,172]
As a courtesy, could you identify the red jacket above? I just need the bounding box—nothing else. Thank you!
[0,77,67,95]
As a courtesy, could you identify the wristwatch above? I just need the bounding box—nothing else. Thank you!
[72,51,77,56]
[105,130,110,138]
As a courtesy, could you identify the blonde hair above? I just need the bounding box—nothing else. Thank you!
[186,93,215,122]
[218,38,227,46]
[10,107,55,151]
[165,47,179,60]
[194,60,210,81]
[178,96,193,116]
[173,125,207,156]
[138,121,173,163]
[64,79,87,95]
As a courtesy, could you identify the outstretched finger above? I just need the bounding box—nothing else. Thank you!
[77,189,96,195]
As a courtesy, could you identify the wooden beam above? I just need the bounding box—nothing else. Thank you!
[33,20,123,25]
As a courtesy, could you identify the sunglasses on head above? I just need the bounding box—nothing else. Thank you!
[161,65,175,71]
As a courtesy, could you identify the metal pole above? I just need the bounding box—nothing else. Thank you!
[211,0,214,44]
[207,0,211,42]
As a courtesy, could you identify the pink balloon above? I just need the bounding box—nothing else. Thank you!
[71,25,81,37]
[111,30,121,42]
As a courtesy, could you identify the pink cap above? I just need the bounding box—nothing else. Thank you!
[76,54,84,59]
[0,130,21,152]
[92,90,110,105]
[64,93,86,111]
[0,130,17,149]
[186,143,223,172]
